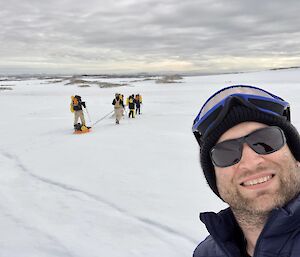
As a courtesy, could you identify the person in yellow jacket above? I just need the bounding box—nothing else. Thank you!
[128,94,136,118]
[70,95,87,130]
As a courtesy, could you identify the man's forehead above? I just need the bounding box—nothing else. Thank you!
[217,122,268,143]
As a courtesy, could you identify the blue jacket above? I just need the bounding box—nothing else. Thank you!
[194,194,300,257]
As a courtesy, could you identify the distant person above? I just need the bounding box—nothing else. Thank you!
[128,94,136,118]
[138,94,142,105]
[70,95,87,130]
[120,94,125,116]
[135,94,141,115]
[112,93,124,124]
[192,85,300,257]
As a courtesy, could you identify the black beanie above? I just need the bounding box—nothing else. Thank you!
[199,105,300,198]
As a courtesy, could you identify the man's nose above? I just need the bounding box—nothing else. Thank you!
[237,143,264,169]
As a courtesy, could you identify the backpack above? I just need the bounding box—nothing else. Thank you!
[114,98,121,108]
[73,96,79,106]
[70,96,79,113]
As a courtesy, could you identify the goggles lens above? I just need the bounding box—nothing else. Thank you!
[210,126,286,167]
[192,86,290,140]
[197,86,282,120]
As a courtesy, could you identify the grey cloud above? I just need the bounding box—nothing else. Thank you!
[1,0,300,74]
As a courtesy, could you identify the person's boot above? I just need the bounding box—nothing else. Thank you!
[74,123,81,131]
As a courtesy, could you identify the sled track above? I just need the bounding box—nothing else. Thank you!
[1,150,197,246]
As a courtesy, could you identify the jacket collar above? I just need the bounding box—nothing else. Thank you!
[200,193,300,243]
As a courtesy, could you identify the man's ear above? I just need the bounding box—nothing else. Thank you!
[296,161,300,168]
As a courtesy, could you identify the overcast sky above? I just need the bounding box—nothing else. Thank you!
[1,0,300,74]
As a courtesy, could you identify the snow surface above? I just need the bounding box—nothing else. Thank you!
[0,69,300,257]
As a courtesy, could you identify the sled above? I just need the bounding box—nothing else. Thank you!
[73,124,92,134]
[73,128,91,134]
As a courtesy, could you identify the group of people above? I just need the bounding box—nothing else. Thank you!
[70,93,143,130]
[112,93,143,124]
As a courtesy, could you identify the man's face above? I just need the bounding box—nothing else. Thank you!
[215,122,300,215]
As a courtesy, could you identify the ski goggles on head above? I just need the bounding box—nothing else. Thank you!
[210,126,286,167]
[192,85,290,145]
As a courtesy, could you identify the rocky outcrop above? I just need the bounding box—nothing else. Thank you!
[155,75,183,84]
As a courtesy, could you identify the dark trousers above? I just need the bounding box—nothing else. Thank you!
[136,106,140,114]
[129,109,135,118]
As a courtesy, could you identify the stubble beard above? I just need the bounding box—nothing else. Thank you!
[219,162,300,228]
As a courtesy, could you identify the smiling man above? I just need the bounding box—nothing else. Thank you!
[192,85,300,257]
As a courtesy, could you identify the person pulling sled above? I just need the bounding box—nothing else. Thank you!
[70,95,91,133]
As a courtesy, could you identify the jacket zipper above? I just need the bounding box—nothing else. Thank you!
[252,209,279,257]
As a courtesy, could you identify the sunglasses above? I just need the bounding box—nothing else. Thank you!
[210,126,286,167]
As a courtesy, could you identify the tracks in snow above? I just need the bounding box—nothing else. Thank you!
[1,150,197,246]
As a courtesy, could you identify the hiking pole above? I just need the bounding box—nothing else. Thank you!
[84,107,92,122]
[92,110,114,126]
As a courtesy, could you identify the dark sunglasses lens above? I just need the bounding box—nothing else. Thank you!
[247,127,285,154]
[211,140,242,167]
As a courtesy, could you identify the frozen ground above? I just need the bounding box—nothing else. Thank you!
[0,69,300,257]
